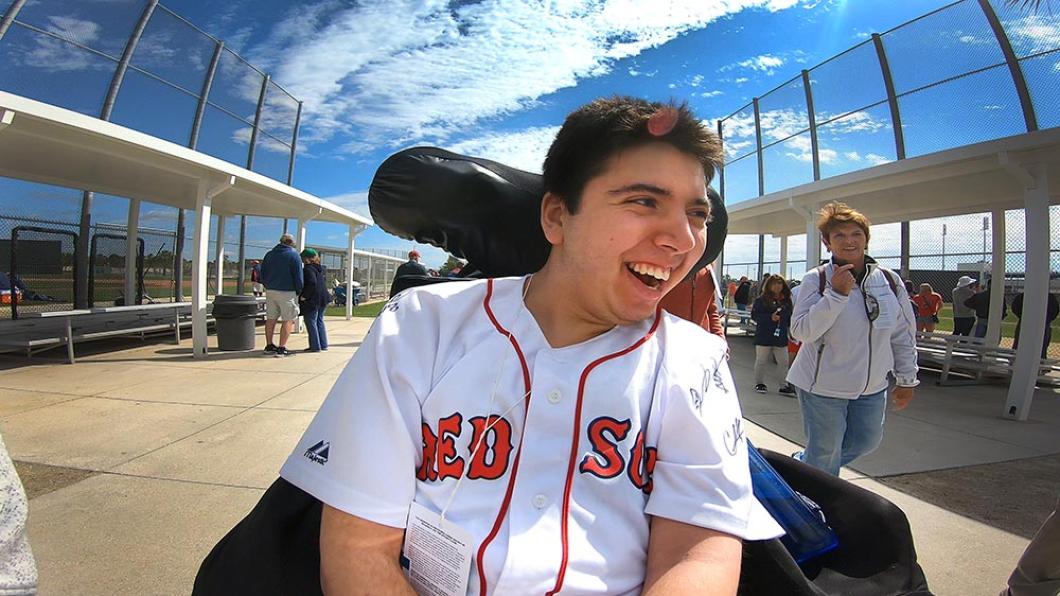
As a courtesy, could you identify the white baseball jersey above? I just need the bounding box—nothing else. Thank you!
[281,276,782,595]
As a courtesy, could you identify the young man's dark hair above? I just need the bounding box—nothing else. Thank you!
[542,96,723,213]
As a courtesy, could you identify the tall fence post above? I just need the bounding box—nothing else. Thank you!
[801,69,821,181]
[872,33,906,161]
[753,98,764,197]
[977,0,1037,132]
[287,101,303,187]
[0,0,28,40]
[900,221,911,279]
[76,0,159,308]
[716,119,725,200]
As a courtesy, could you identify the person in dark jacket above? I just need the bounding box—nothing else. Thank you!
[395,250,428,279]
[733,276,751,310]
[751,274,795,395]
[260,234,304,357]
[298,249,330,353]
[1011,291,1059,359]
[964,281,1006,340]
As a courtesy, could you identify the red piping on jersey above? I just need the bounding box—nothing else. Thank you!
[476,278,532,595]
[545,307,663,596]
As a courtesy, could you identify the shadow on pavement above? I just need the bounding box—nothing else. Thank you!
[876,454,1060,539]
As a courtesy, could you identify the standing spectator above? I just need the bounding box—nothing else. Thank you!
[390,250,430,298]
[660,264,726,340]
[911,283,943,333]
[260,233,303,358]
[733,276,751,325]
[298,249,330,353]
[1011,290,1060,359]
[751,274,795,396]
[787,202,919,476]
[964,279,1006,339]
[951,276,978,337]
[733,276,751,310]
[395,250,427,279]
[250,260,264,297]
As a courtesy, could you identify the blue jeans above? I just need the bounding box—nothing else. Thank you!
[303,307,328,351]
[796,388,887,476]
[974,318,988,338]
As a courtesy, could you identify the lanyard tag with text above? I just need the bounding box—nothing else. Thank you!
[401,501,473,596]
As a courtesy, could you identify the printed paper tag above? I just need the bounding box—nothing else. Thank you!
[402,501,473,596]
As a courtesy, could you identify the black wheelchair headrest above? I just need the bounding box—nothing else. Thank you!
[368,146,727,278]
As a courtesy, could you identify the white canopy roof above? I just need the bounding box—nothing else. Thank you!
[0,90,371,226]
[726,127,1060,237]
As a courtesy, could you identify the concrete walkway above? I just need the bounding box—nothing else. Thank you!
[0,319,1056,595]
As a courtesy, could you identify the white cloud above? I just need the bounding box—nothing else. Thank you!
[14,16,110,73]
[734,76,749,84]
[322,190,370,219]
[446,126,561,174]
[865,153,891,166]
[690,74,705,87]
[844,151,861,161]
[1003,15,1060,55]
[699,90,724,98]
[245,0,819,154]
[720,53,786,75]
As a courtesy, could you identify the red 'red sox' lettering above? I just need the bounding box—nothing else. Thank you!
[418,413,513,481]
[578,416,657,493]
[436,413,465,480]
[467,416,513,480]
[579,417,632,478]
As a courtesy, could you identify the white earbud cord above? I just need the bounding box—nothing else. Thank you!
[440,274,534,521]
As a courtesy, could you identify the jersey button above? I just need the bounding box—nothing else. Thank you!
[547,389,562,404]
[532,494,549,509]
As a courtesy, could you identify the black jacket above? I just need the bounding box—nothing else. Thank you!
[299,263,329,311]
[964,289,1006,320]
[751,296,792,347]
[395,259,427,279]
[1011,292,1060,322]
[734,281,752,305]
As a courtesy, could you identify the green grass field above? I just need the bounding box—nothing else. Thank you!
[324,300,387,318]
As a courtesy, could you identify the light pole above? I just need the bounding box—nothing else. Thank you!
[941,224,947,270]
[982,216,990,279]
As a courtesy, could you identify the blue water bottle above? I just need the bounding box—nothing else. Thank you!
[747,440,839,564]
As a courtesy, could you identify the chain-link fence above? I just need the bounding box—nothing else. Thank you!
[3,224,79,318]
[0,2,301,182]
[717,0,1058,206]
[88,232,143,307]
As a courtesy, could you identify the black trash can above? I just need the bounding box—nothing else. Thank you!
[213,295,259,351]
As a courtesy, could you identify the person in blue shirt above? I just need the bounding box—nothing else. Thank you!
[260,233,303,357]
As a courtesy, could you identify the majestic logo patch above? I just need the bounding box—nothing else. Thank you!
[304,440,330,465]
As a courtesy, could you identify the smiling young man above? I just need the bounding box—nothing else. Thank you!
[280,97,780,595]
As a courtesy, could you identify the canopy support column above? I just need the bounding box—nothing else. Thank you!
[124,199,140,306]
[779,235,788,279]
[1003,158,1049,421]
[792,200,821,268]
[346,225,365,320]
[214,215,225,296]
[192,177,233,358]
[986,210,1007,346]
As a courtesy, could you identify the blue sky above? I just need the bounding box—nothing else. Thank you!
[2,0,1057,269]
[164,0,958,266]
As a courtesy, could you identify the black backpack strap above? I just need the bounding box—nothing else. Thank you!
[817,265,826,296]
